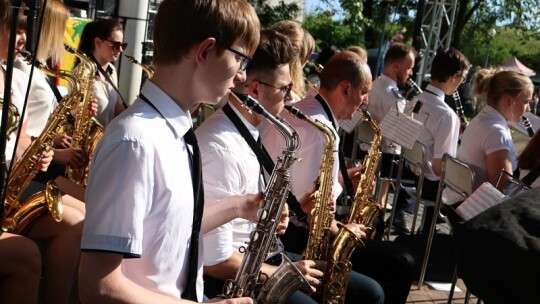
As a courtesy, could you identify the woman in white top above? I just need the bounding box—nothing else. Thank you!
[458,68,533,193]
[76,18,126,126]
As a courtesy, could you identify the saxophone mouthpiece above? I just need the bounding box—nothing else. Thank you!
[64,43,76,53]
[360,107,372,121]
[231,91,267,117]
[284,105,307,120]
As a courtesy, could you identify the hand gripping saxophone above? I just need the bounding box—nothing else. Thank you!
[322,108,383,304]
[284,104,336,272]
[2,52,82,234]
[221,92,310,303]
[64,44,104,186]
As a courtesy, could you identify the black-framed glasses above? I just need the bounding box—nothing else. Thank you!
[105,39,128,51]
[226,47,251,71]
[257,80,293,97]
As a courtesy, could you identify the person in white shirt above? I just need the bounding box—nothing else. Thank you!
[367,42,416,235]
[76,18,127,127]
[264,51,416,304]
[458,68,533,193]
[197,29,330,304]
[79,0,262,303]
[404,47,470,230]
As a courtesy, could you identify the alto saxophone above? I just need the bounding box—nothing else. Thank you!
[221,92,309,304]
[284,105,336,262]
[322,108,383,304]
[2,52,82,234]
[124,54,154,78]
[0,97,21,140]
[64,44,104,187]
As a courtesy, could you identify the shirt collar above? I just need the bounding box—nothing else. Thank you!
[139,80,193,138]
[379,74,398,88]
[425,84,445,99]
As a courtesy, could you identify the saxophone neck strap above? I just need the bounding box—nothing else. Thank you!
[90,56,128,109]
[222,102,308,222]
[314,94,354,201]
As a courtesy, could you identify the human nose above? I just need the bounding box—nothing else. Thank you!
[234,69,247,83]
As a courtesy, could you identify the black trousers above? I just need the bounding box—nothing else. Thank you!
[280,225,413,304]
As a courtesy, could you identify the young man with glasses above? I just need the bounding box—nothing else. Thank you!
[79,0,262,303]
[403,47,471,232]
[196,28,326,304]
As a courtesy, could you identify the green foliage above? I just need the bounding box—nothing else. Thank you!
[460,26,540,74]
[248,0,300,27]
[303,11,364,51]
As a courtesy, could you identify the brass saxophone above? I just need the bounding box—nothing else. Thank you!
[0,97,21,140]
[221,92,309,304]
[124,54,154,79]
[64,44,104,187]
[2,52,82,234]
[322,108,383,304]
[284,105,336,263]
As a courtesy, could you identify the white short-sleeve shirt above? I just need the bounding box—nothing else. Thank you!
[196,101,259,266]
[405,84,460,181]
[262,94,342,203]
[82,81,202,300]
[14,56,57,137]
[368,74,407,154]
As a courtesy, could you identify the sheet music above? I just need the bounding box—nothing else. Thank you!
[339,110,363,134]
[379,107,423,149]
[508,111,540,136]
[455,182,508,221]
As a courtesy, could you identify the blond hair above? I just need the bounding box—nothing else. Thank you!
[270,20,315,98]
[472,68,534,107]
[36,0,69,64]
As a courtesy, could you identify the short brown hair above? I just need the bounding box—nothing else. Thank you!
[319,51,370,91]
[430,47,471,82]
[384,43,415,65]
[246,29,296,80]
[153,0,260,65]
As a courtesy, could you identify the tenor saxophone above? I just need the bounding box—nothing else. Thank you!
[0,97,21,140]
[221,92,309,304]
[2,52,82,234]
[322,108,383,304]
[64,44,104,187]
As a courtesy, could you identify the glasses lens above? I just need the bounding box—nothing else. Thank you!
[240,57,250,71]
[109,40,127,51]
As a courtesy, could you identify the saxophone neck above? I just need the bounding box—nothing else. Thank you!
[231,91,299,152]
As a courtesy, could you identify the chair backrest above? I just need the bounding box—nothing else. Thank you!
[402,140,426,170]
[441,153,475,197]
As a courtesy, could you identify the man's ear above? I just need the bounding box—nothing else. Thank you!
[194,37,217,66]
[247,80,260,99]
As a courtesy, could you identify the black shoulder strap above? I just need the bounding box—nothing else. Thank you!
[222,102,308,222]
[45,75,63,102]
[91,57,128,109]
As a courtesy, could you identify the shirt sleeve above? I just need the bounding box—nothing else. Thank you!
[82,138,153,257]
[433,111,460,159]
[201,146,248,266]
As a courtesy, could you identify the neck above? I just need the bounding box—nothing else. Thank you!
[318,88,341,120]
[430,80,453,95]
[93,54,109,71]
[150,63,199,113]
